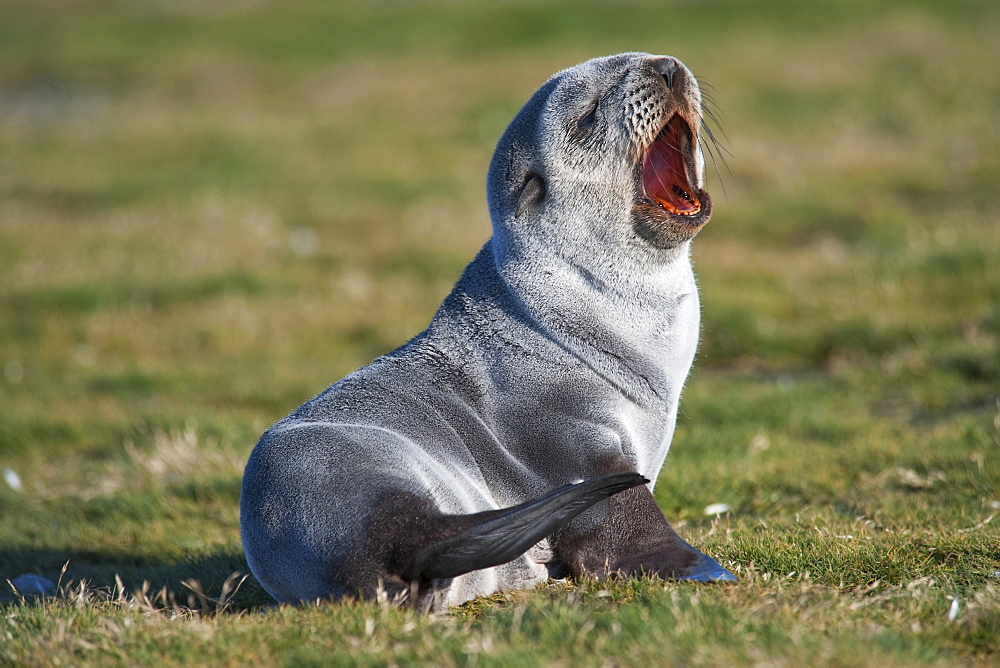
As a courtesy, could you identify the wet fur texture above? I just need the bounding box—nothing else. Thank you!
[240,52,733,610]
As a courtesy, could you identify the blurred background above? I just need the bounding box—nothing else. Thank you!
[1,0,997,593]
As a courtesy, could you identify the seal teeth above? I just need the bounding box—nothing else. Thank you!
[672,184,696,205]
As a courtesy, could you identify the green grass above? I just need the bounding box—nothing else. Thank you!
[1,0,998,664]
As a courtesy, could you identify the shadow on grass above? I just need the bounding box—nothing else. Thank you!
[0,548,273,612]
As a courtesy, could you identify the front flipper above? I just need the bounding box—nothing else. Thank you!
[674,542,737,582]
[554,478,737,583]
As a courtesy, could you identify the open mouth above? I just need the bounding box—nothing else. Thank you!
[641,113,704,217]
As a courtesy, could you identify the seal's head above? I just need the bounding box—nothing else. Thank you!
[488,53,712,260]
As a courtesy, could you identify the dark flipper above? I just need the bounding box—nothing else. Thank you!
[405,472,648,581]
[552,471,738,584]
[678,548,738,582]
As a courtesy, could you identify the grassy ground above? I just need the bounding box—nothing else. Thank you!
[1,0,998,664]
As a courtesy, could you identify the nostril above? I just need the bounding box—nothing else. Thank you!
[655,57,679,90]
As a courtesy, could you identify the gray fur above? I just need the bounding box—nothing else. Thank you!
[241,53,727,610]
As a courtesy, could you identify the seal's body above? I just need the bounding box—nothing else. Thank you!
[241,53,735,609]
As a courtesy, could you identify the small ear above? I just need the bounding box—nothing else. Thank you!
[516,172,545,217]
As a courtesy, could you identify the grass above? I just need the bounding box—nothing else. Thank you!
[1,0,998,664]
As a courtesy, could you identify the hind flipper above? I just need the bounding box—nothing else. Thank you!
[405,472,647,581]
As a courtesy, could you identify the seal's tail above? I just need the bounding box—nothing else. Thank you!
[404,472,648,581]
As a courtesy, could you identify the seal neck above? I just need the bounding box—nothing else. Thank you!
[484,237,701,407]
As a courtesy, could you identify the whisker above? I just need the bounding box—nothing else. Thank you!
[700,90,722,106]
[700,128,729,200]
[701,106,731,145]
[695,76,718,92]
[701,121,732,172]
[698,110,731,199]
[701,120,734,161]
[692,75,733,199]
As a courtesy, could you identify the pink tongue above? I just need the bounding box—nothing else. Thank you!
[642,116,700,215]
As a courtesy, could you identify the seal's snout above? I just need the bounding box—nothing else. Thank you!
[652,57,680,90]
[629,54,712,247]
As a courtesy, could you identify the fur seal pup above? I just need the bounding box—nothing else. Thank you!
[241,52,736,610]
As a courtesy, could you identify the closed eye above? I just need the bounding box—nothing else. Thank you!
[577,99,599,130]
